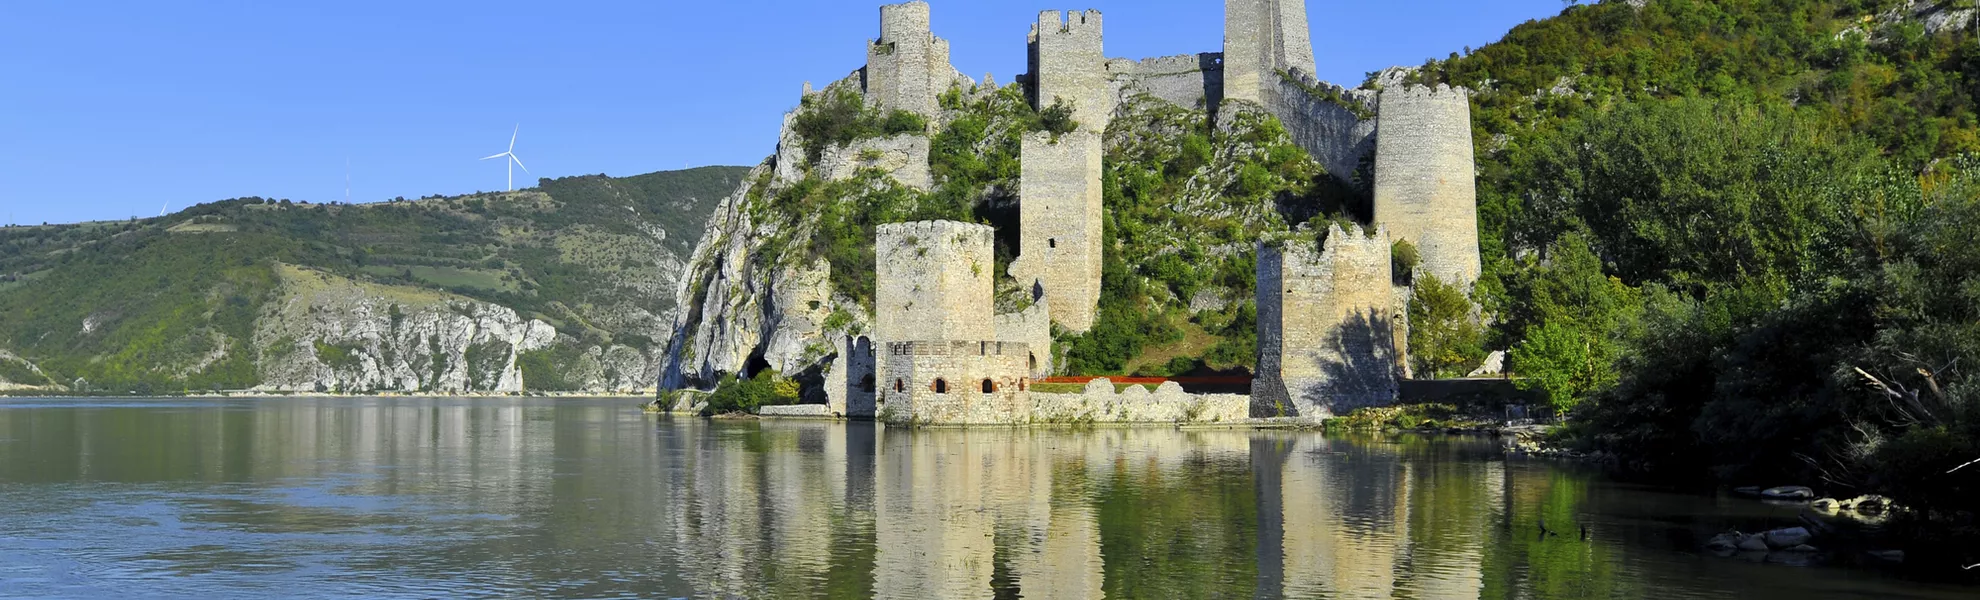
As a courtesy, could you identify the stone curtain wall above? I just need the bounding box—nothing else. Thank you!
[1253,224,1400,419]
[1029,10,1113,133]
[1012,131,1105,333]
[876,221,997,345]
[994,298,1055,379]
[1107,54,1224,110]
[879,341,1033,425]
[1266,72,1379,189]
[1373,84,1481,287]
[865,1,947,119]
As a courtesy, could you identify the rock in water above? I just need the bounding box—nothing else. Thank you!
[1760,486,1815,500]
[1764,527,1812,549]
[1737,535,1772,552]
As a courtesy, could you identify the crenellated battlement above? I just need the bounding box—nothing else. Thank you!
[1027,8,1112,133]
[1033,9,1103,39]
[864,0,951,119]
[1382,83,1471,104]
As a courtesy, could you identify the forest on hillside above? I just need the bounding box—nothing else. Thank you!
[1399,0,1978,541]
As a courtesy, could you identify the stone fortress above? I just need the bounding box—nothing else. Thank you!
[779,0,1481,425]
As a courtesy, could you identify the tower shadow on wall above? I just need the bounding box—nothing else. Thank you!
[1297,309,1398,417]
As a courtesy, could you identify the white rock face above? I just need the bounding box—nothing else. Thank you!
[253,266,556,393]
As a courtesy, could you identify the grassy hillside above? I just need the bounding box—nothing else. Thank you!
[0,166,747,394]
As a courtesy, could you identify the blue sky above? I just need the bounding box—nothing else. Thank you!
[0,0,1567,226]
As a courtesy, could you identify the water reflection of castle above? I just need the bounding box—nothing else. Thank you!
[663,423,1513,599]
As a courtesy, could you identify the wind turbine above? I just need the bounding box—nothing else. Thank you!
[480,124,530,192]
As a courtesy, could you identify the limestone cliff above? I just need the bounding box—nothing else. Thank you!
[253,265,556,393]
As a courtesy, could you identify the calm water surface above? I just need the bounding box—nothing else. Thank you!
[0,397,1969,599]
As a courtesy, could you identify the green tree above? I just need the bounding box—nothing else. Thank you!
[1406,273,1484,379]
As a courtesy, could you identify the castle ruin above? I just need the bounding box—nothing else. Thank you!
[675,0,1489,424]
[1373,85,1481,288]
[1222,0,1316,105]
[875,221,1033,425]
[864,1,953,119]
[1012,130,1104,334]
[1027,10,1113,133]
[1253,224,1400,419]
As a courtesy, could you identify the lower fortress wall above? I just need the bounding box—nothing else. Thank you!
[1032,379,1249,425]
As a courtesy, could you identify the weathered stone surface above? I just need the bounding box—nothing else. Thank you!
[760,404,836,418]
[993,294,1054,379]
[1028,10,1112,133]
[865,1,951,120]
[1223,0,1314,105]
[1012,131,1104,333]
[876,221,997,344]
[1253,224,1400,419]
[1374,84,1481,288]
[875,221,1033,426]
[1031,380,1249,424]
[879,340,1032,425]
[1107,54,1223,110]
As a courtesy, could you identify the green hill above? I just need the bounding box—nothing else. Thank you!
[0,166,748,395]
[1406,0,1978,514]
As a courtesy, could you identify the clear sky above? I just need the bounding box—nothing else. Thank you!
[0,0,1567,226]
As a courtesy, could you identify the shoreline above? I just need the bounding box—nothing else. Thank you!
[0,392,659,400]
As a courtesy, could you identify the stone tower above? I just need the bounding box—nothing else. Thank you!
[1223,0,1317,104]
[1373,84,1480,288]
[1011,130,1104,334]
[1253,224,1399,419]
[865,1,951,119]
[876,221,996,344]
[1027,10,1113,133]
[875,221,1032,425]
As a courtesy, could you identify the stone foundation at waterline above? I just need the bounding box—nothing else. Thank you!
[1031,379,1249,424]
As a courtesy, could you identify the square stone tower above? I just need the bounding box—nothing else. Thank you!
[1011,130,1104,334]
[1253,224,1400,419]
[1373,84,1480,288]
[865,1,951,119]
[876,221,1032,425]
[1027,10,1113,133]
[876,221,997,344]
[1224,0,1317,104]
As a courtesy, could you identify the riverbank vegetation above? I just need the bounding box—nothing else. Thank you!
[1403,0,1979,542]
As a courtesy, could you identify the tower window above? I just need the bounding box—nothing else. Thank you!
[861,375,876,393]
[981,379,995,393]
[934,379,949,394]
[895,379,905,393]
[1049,238,1057,249]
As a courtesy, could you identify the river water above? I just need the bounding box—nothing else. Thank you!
[0,396,1968,599]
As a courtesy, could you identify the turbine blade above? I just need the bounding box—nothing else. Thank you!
[481,152,508,161]
[511,154,530,175]
[509,124,519,152]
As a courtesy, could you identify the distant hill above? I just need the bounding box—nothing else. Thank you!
[0,166,750,395]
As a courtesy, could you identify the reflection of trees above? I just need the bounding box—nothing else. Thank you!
[3,404,1682,598]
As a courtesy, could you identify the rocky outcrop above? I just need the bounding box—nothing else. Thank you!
[0,349,61,391]
[253,265,556,393]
